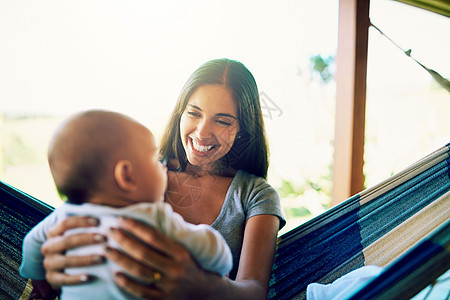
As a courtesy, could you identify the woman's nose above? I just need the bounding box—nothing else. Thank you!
[196,119,213,138]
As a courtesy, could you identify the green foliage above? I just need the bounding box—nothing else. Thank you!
[277,162,334,224]
[286,206,311,218]
[278,179,305,197]
[3,133,40,167]
[1,114,60,172]
[310,54,335,84]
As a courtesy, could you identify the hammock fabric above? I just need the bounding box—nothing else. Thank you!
[268,144,450,299]
[0,182,53,299]
[0,144,449,300]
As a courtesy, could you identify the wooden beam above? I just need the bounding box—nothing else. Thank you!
[332,0,370,206]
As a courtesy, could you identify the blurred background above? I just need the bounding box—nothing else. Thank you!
[1,0,448,234]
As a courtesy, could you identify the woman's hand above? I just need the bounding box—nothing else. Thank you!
[41,216,106,290]
[106,217,215,300]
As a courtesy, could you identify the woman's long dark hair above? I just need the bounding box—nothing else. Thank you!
[159,58,269,178]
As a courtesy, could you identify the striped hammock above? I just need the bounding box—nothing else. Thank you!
[268,144,450,299]
[0,179,53,299]
[1,144,449,299]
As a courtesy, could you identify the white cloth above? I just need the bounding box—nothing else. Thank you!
[20,202,232,300]
[306,265,384,300]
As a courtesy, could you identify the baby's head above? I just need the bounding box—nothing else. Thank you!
[48,110,167,207]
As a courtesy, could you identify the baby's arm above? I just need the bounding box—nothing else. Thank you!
[181,223,233,276]
[20,210,61,280]
[112,202,233,276]
[150,203,233,276]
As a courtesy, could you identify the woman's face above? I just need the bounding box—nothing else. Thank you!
[180,84,239,170]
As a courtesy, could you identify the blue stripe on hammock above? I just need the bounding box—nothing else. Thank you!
[269,196,364,300]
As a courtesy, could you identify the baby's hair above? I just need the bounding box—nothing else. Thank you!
[48,110,136,204]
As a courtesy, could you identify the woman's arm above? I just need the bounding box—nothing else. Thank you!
[233,214,280,298]
[41,216,106,289]
[106,214,280,299]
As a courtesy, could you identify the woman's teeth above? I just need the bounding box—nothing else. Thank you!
[192,139,215,152]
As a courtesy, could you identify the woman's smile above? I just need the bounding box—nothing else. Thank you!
[190,138,217,155]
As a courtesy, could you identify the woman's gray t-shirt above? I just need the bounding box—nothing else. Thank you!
[211,170,286,279]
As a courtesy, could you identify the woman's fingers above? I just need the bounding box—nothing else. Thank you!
[45,270,92,288]
[104,246,159,281]
[114,273,162,299]
[107,226,176,277]
[42,233,106,255]
[108,218,209,299]
[117,217,189,260]
[42,253,104,290]
[43,253,105,271]
[40,216,105,289]
[110,220,190,273]
[46,216,99,239]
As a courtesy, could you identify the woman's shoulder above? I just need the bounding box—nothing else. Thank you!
[235,170,270,186]
[233,171,286,228]
[233,170,277,196]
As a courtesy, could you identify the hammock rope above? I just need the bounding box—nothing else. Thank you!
[370,21,450,93]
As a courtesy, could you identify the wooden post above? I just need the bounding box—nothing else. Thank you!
[332,0,370,206]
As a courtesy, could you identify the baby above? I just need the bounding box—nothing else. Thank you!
[20,110,232,300]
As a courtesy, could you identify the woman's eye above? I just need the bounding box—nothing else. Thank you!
[187,111,201,117]
[216,119,232,126]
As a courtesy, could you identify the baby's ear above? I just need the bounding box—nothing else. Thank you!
[114,160,138,191]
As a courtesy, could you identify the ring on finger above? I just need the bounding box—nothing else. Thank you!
[148,271,161,284]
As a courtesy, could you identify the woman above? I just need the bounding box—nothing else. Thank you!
[41,58,286,299]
